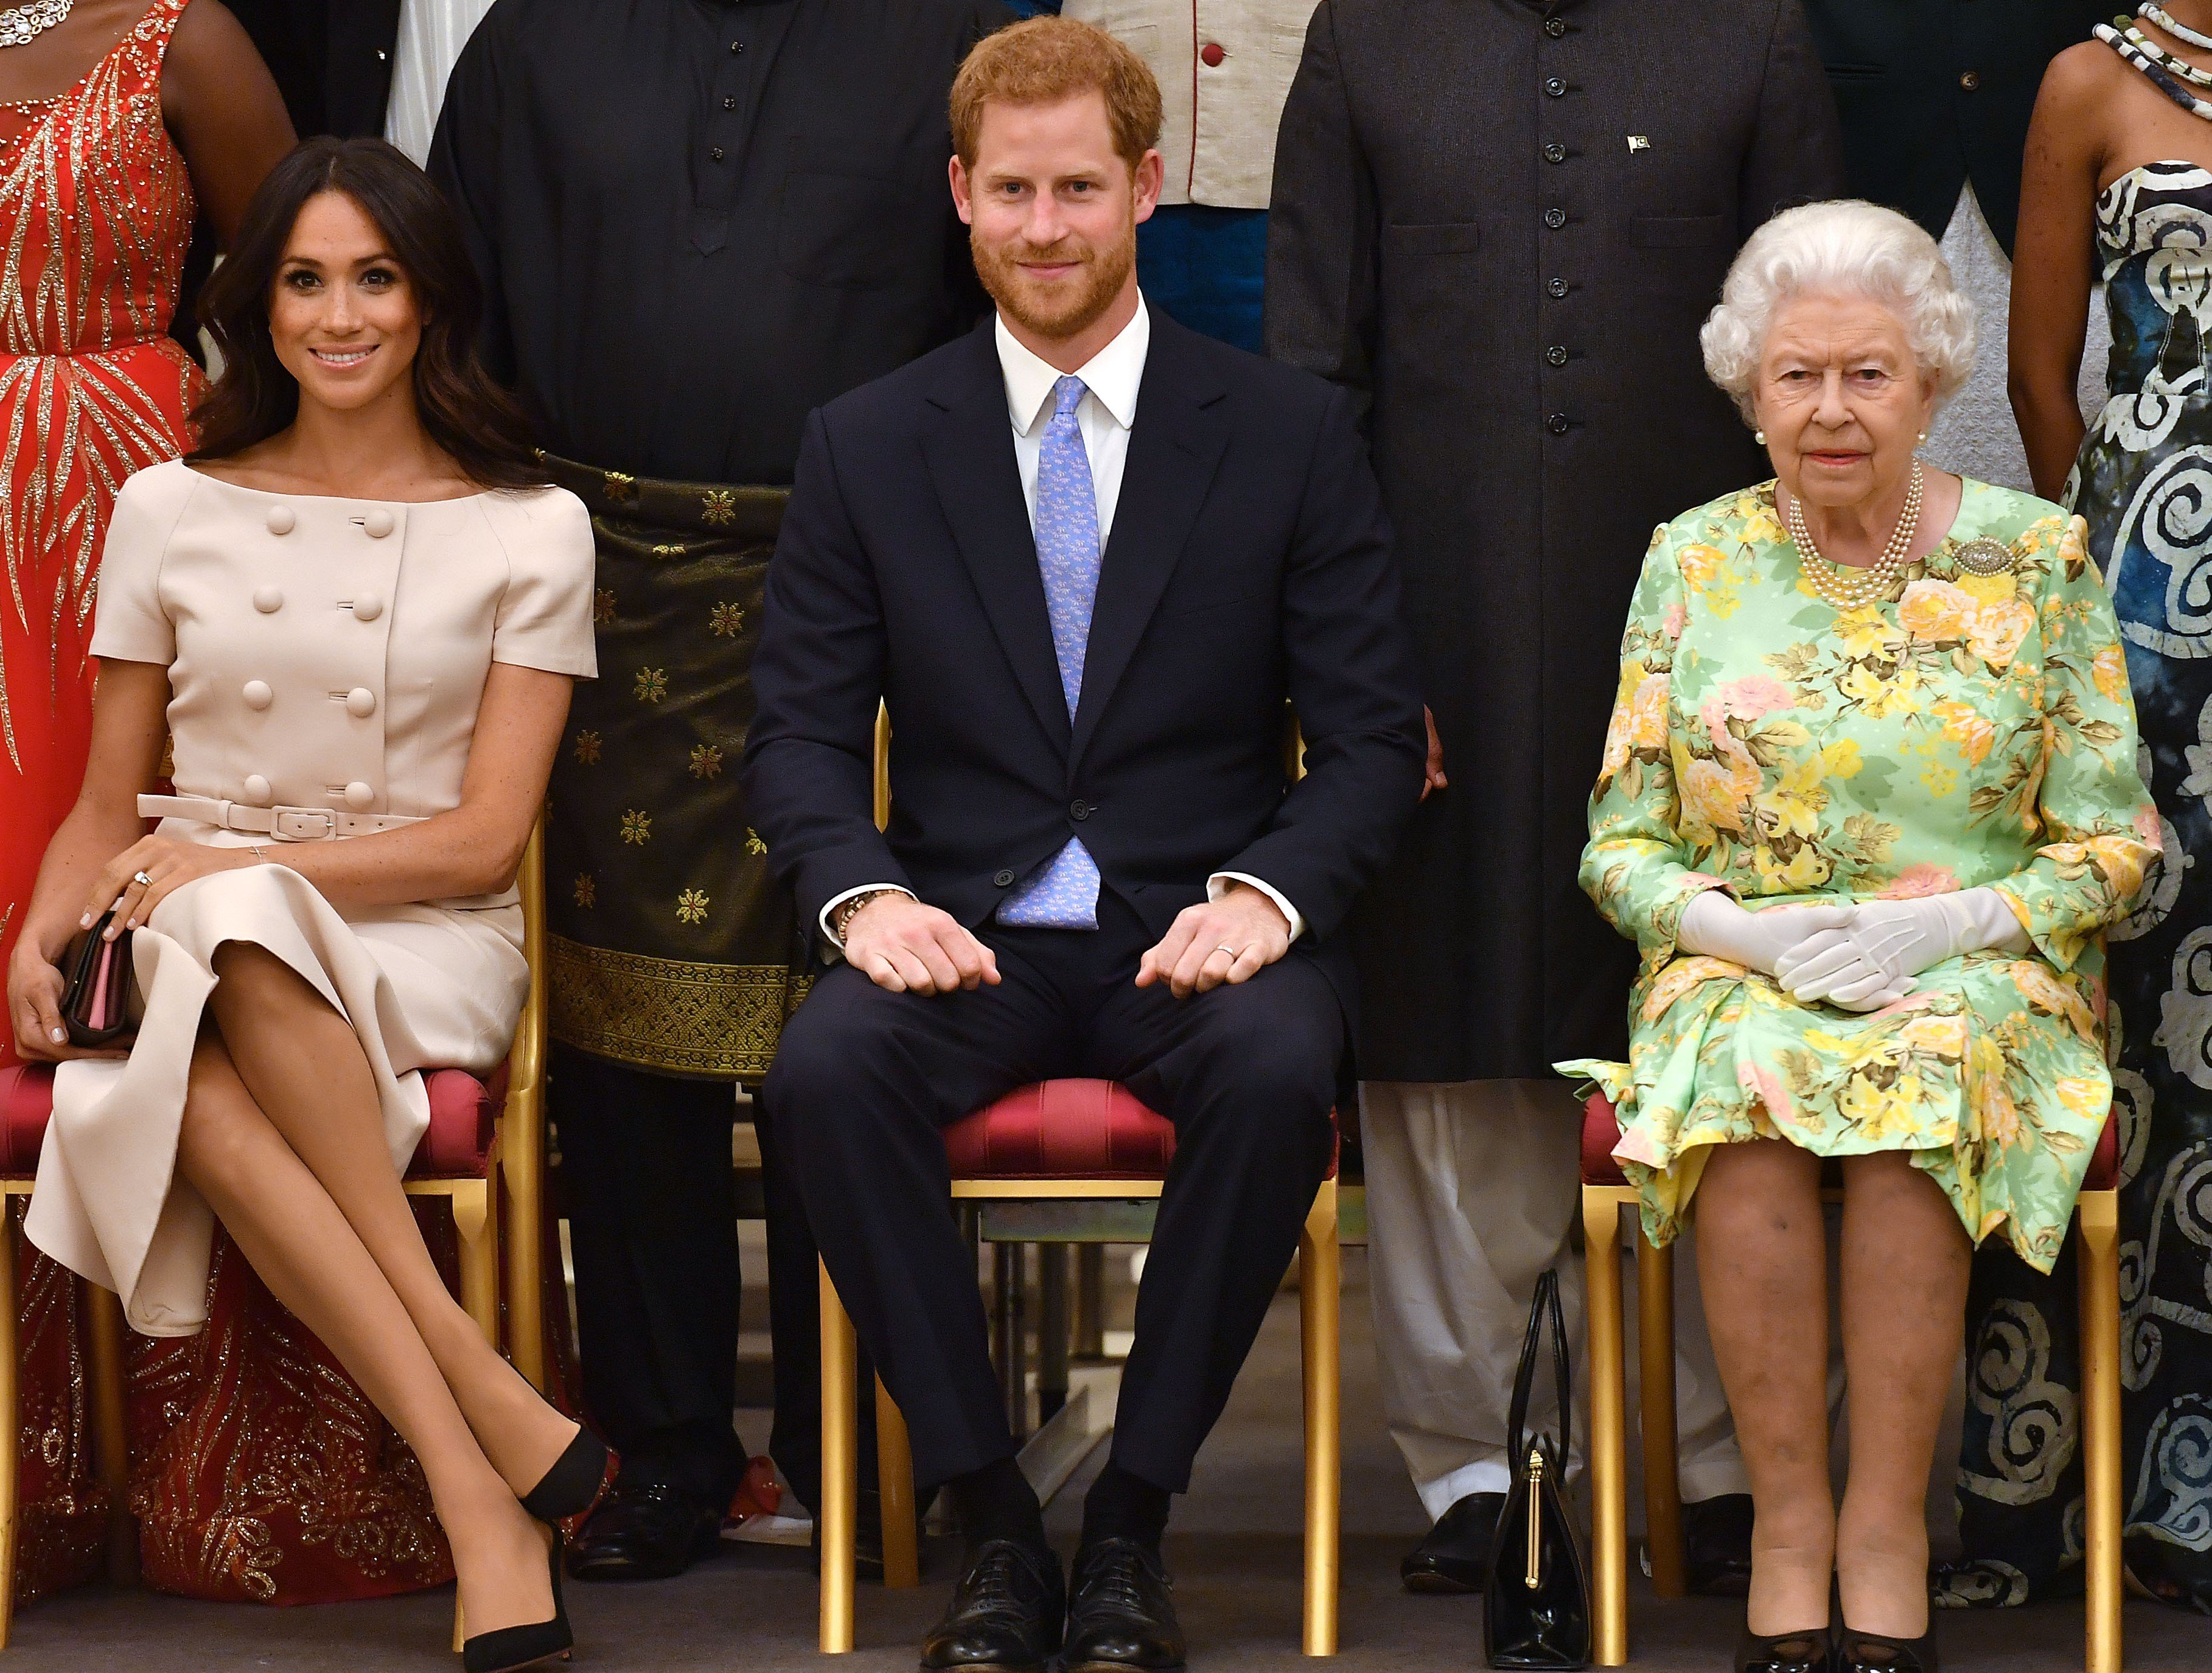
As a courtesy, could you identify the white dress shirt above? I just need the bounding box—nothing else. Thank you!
[822,295,1304,948]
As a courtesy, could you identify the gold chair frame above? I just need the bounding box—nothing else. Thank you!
[815,707,1342,1657]
[0,822,551,1650]
[1581,1169,2124,1672]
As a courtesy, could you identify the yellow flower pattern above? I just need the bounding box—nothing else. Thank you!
[1560,481,2158,1273]
[676,888,710,925]
[619,809,652,845]
[688,743,724,780]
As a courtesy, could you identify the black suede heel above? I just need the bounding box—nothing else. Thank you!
[1833,1622,1937,1673]
[1735,1624,1832,1673]
[520,1425,610,1523]
[461,1525,573,1673]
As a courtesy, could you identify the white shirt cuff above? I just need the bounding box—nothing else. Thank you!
[1209,872,1306,942]
[818,883,916,958]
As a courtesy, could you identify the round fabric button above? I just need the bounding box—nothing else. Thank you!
[1546,344,1569,368]
[363,509,396,539]
[346,686,377,718]
[1543,142,1566,164]
[994,868,1017,889]
[1546,413,1571,436]
[1545,77,1567,97]
[242,680,273,710]
[1547,276,1570,298]
[242,774,272,806]
[1544,206,1567,229]
[1199,41,1224,67]
[352,592,385,621]
[253,585,283,613]
[344,781,377,811]
[265,504,296,536]
[1545,16,1567,36]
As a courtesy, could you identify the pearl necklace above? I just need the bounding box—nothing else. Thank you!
[1786,462,1924,612]
[2143,2,2212,51]
[0,0,71,51]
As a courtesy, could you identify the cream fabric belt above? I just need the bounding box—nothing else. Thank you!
[138,794,427,842]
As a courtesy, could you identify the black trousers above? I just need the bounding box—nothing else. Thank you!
[553,1047,749,1507]
[761,890,1339,1497]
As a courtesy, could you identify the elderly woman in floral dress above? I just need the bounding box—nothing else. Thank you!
[1561,200,2158,1673]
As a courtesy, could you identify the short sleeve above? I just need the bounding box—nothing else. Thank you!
[487,489,598,678]
[88,463,194,666]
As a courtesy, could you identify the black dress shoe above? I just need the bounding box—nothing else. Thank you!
[566,1480,722,1582]
[1401,1492,1505,1595]
[1735,1624,1831,1673]
[1835,1622,1936,1673]
[1061,1537,1185,1672]
[920,1539,1066,1672]
[1683,1493,1756,1598]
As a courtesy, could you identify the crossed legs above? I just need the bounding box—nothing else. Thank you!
[1694,1140,1969,1641]
[175,940,578,1635]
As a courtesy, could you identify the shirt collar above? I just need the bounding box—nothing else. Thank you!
[997,294,1150,438]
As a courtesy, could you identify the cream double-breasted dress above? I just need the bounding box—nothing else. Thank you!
[26,459,596,1335]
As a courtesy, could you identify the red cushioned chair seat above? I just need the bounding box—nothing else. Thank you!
[1580,1092,2120,1194]
[942,1077,1339,1182]
[0,1060,505,1181]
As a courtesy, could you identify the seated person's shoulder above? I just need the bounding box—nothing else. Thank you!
[1952,478,2087,573]
[478,483,596,565]
[2036,39,2127,128]
[114,456,205,526]
[1655,480,1782,550]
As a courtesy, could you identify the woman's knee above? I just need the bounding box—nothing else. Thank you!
[177,1036,270,1188]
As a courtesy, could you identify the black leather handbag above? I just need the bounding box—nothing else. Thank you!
[1485,1268,1592,1670]
[60,911,133,1049]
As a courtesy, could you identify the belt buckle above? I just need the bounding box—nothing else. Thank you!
[274,809,336,840]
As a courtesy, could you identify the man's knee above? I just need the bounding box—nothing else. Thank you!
[762,968,913,1130]
[1173,969,1342,1128]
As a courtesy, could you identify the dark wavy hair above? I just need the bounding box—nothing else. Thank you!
[188,137,543,489]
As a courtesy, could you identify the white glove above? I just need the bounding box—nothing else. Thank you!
[1773,889,2031,1011]
[1676,891,1855,975]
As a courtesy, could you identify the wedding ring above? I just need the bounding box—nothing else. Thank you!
[1215,944,1240,959]
[131,871,153,888]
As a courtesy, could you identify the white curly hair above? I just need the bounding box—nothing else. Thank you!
[1700,200,1977,425]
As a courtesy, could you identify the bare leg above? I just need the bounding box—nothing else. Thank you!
[1694,1139,1833,1638]
[205,942,577,1494]
[1836,1152,1970,1640]
[176,1032,554,1635]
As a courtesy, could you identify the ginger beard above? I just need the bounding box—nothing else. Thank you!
[971,203,1137,342]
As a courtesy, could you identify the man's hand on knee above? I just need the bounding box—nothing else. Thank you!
[1137,884,1292,999]
[842,895,1001,995]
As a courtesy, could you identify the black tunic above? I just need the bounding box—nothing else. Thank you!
[1265,0,1846,1081]
[428,0,1005,486]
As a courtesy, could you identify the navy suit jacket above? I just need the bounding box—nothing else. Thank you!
[742,310,1425,1008]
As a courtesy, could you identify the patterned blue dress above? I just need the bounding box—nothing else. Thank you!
[1950,160,2212,1612]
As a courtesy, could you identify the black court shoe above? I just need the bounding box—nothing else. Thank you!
[462,1524,573,1673]
[520,1424,611,1523]
[1734,1624,1832,1673]
[1835,1622,1937,1673]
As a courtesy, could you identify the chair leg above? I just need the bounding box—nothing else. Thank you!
[85,1284,136,1585]
[1636,1228,1685,1599]
[820,1260,859,1654]
[2078,1191,2123,1673]
[0,1204,18,1650]
[875,1375,920,1589]
[1299,1179,1341,1657]
[505,1095,548,1392]
[452,1182,499,1349]
[1583,1187,1630,1668]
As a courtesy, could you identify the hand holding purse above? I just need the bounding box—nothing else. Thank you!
[60,911,133,1049]
[1485,1268,1593,1670]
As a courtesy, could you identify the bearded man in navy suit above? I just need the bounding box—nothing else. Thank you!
[744,18,1423,1670]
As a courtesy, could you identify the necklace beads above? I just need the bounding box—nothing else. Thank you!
[1787,461,1924,613]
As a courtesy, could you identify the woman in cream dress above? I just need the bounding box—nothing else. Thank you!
[4,139,602,1672]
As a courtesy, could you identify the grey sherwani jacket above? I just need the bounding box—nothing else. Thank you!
[1265,0,1846,1081]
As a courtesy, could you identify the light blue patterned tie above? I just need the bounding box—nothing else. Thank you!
[999,374,1103,929]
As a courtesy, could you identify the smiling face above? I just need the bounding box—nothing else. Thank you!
[268,190,422,414]
[951,89,1160,344]
[1752,291,1938,515]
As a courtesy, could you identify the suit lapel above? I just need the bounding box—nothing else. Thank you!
[1070,330,1230,769]
[921,326,1071,750]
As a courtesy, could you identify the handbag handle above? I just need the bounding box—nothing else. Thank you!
[1505,1268,1572,1469]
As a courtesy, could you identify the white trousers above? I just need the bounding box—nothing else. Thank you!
[1362,1079,1751,1523]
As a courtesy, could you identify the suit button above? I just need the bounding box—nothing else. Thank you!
[253,585,282,613]
[1544,206,1566,229]
[352,592,384,621]
[1545,16,1567,36]
[265,504,296,536]
[1959,70,1980,91]
[994,868,1017,888]
[1545,77,1567,97]
[1547,276,1569,298]
[1546,413,1571,435]
[242,774,272,805]
[1546,344,1569,367]
[1543,142,1566,164]
[710,146,725,162]
[344,781,376,811]
[1200,41,1224,67]
[242,679,273,710]
[346,686,377,718]
[364,508,396,539]
[1070,800,1091,821]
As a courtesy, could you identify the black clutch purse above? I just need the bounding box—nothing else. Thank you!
[1485,1268,1593,1670]
[60,912,133,1048]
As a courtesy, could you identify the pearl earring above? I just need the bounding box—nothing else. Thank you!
[1917,431,1928,444]
[1754,430,1767,445]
